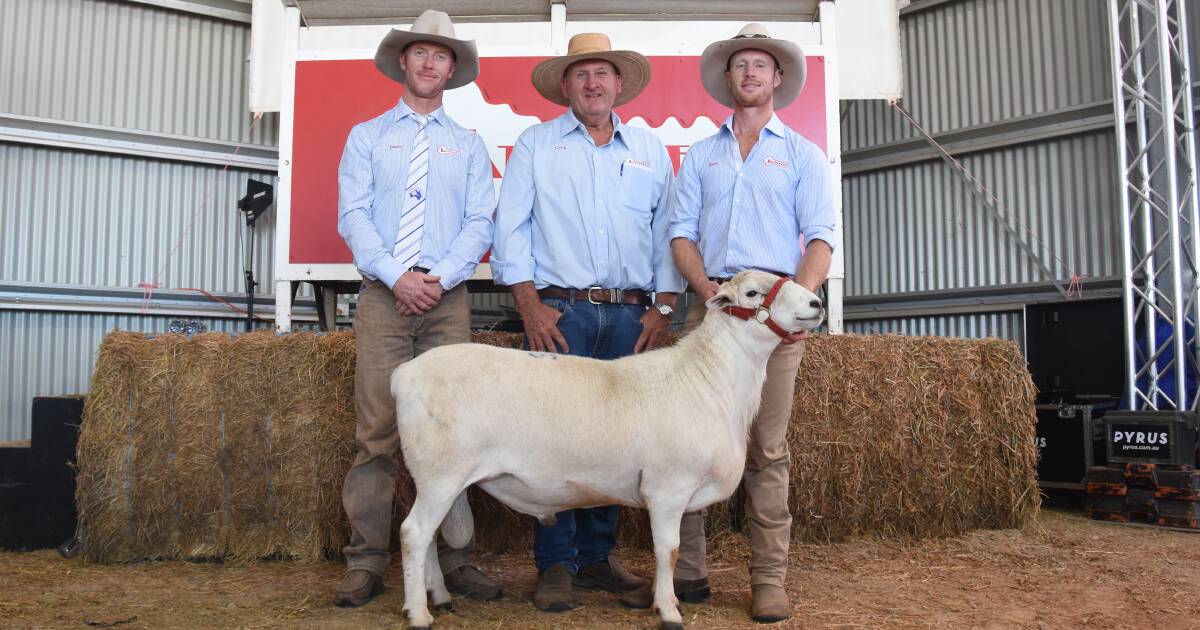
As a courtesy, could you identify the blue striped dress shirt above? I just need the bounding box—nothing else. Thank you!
[669,114,836,278]
[492,110,685,294]
[337,100,494,290]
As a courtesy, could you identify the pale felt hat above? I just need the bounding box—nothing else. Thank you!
[700,23,807,109]
[531,33,651,107]
[374,9,479,89]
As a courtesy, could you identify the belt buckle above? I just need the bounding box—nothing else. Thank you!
[587,286,619,304]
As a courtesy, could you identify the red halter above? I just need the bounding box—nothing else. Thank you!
[720,276,794,339]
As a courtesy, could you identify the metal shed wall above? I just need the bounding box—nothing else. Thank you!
[0,0,277,147]
[842,0,1198,337]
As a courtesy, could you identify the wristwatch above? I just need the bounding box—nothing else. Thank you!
[654,303,674,317]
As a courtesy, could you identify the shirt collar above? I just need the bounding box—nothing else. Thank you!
[557,109,627,146]
[720,113,786,139]
[393,99,445,126]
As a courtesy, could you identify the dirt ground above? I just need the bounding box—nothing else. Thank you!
[2,506,1198,630]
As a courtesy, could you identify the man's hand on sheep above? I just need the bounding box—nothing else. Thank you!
[391,271,443,315]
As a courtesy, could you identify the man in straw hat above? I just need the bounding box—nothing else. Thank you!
[622,23,837,623]
[491,32,685,612]
[334,9,499,608]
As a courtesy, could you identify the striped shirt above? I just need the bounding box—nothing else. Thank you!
[337,100,494,290]
[669,114,836,278]
[492,110,685,293]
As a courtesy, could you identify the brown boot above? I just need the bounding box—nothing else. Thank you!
[444,565,502,601]
[750,584,790,623]
[620,576,711,609]
[334,569,385,608]
[573,556,648,592]
[533,564,576,612]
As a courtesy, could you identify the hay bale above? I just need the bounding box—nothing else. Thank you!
[173,333,228,558]
[77,329,1036,563]
[789,335,1038,541]
[77,332,142,562]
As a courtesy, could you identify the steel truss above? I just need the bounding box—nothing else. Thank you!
[1109,0,1199,410]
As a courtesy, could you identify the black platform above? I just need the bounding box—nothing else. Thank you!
[0,397,82,551]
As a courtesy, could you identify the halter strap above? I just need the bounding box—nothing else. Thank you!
[720,276,793,339]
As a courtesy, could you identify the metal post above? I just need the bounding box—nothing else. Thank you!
[1108,0,1200,411]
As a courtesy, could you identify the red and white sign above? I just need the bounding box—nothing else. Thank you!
[289,56,827,265]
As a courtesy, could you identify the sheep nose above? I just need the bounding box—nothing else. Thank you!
[809,299,823,309]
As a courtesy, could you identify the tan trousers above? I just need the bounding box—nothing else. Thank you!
[342,280,473,576]
[674,304,804,587]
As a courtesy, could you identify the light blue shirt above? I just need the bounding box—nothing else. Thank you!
[337,100,494,290]
[669,114,836,278]
[492,110,685,293]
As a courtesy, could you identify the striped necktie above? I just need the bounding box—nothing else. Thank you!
[393,113,429,270]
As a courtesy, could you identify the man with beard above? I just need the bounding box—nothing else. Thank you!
[334,9,498,608]
[491,33,684,613]
[621,23,836,623]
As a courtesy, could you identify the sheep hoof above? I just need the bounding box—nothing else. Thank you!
[660,622,685,630]
[432,601,453,612]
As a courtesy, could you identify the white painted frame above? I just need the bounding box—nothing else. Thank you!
[274,2,844,333]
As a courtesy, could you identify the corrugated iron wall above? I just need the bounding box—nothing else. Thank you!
[843,132,1120,296]
[0,0,286,440]
[844,0,1112,151]
[0,142,277,291]
[844,311,1024,346]
[841,0,1198,338]
[0,0,277,146]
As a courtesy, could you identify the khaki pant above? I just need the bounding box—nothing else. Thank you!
[674,304,804,587]
[342,280,473,576]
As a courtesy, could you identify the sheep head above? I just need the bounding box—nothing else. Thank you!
[705,271,825,335]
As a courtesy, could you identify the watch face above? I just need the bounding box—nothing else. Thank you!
[657,304,673,316]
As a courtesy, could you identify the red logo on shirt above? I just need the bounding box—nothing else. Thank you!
[437,145,461,156]
[707,161,720,167]
[764,157,790,168]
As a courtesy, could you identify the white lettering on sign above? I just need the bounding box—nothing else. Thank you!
[1112,430,1169,445]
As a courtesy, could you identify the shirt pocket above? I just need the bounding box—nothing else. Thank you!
[618,165,656,214]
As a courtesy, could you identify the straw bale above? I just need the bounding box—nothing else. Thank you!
[789,335,1038,542]
[220,332,276,560]
[127,334,186,559]
[172,333,229,558]
[77,332,142,562]
[78,329,1036,564]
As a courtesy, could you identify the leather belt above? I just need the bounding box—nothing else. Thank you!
[539,286,652,306]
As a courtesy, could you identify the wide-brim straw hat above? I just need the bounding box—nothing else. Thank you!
[374,9,479,89]
[531,33,651,107]
[700,23,806,109]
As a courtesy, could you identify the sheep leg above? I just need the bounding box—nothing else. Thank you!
[400,489,457,629]
[424,539,452,610]
[648,501,687,630]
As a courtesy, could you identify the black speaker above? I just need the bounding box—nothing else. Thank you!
[1025,298,1124,404]
[0,397,82,550]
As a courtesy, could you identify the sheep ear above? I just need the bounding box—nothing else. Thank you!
[705,283,737,310]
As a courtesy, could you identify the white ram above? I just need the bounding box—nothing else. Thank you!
[392,270,825,629]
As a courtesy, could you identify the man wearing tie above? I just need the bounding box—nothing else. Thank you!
[334,9,498,608]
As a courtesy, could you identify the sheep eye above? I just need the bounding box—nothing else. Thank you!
[746,290,759,298]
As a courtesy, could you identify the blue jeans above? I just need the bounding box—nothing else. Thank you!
[527,296,646,572]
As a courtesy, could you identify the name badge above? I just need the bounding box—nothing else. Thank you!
[437,145,460,156]
[623,158,654,174]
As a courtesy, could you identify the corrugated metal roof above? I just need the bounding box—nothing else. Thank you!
[289,0,821,25]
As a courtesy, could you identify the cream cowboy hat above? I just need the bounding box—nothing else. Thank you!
[530,33,651,107]
[700,23,806,109]
[374,9,479,89]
